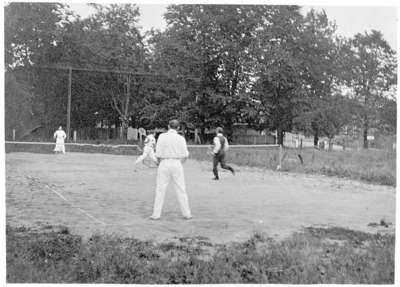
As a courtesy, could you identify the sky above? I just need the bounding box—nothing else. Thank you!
[67,3,397,49]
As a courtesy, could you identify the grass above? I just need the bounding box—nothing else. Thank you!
[189,146,396,186]
[290,148,396,186]
[6,224,394,284]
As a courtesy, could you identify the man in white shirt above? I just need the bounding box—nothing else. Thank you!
[134,133,157,171]
[53,126,67,154]
[212,127,235,180]
[149,119,192,220]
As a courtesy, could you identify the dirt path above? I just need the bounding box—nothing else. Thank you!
[6,152,395,243]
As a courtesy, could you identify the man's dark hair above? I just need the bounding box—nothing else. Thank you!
[169,119,180,130]
[216,127,224,134]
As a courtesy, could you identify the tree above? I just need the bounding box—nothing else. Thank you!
[4,2,74,138]
[28,16,112,138]
[5,2,71,69]
[81,4,146,139]
[252,6,306,145]
[347,30,397,148]
[4,70,41,139]
[376,95,396,134]
[150,5,269,140]
[295,9,345,147]
[318,94,355,150]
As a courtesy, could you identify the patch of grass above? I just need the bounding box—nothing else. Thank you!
[188,146,396,186]
[6,225,394,284]
[294,149,396,186]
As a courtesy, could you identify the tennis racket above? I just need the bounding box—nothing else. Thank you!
[143,157,158,168]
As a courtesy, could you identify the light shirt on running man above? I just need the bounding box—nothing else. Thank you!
[144,134,156,149]
[213,133,229,154]
[155,129,189,159]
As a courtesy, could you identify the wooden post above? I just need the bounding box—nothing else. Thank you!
[73,130,77,143]
[12,129,16,141]
[194,128,201,144]
[67,67,72,140]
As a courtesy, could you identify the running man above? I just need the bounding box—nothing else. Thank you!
[134,133,157,171]
[149,119,192,220]
[212,127,235,180]
[53,126,67,154]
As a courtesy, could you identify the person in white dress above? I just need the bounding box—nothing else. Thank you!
[134,133,157,171]
[53,126,67,154]
[149,119,192,220]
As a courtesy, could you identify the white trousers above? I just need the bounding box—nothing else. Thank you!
[151,159,192,218]
[135,146,157,164]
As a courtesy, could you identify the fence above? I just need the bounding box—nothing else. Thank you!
[232,134,276,145]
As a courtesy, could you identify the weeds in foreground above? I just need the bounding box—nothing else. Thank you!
[6,225,394,284]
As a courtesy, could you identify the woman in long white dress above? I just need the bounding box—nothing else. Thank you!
[54,126,67,154]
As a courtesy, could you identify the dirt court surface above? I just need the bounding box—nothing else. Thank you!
[6,152,396,243]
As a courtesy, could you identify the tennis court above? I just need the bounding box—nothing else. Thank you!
[6,151,395,243]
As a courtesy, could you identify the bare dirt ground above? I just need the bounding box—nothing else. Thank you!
[6,152,395,243]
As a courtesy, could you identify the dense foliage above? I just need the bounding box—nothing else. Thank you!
[4,3,396,145]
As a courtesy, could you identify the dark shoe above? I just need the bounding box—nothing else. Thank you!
[183,215,193,220]
[212,177,219,180]
[149,216,160,220]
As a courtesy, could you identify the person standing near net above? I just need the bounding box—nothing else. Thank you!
[53,126,67,154]
[212,127,235,180]
[149,119,192,220]
[134,133,157,171]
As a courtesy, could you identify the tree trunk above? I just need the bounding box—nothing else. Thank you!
[363,90,369,149]
[121,120,129,142]
[328,137,334,152]
[277,128,284,145]
[363,114,368,149]
[115,117,119,139]
[194,128,201,144]
[313,128,319,148]
[225,123,233,142]
[121,75,131,142]
[200,126,206,144]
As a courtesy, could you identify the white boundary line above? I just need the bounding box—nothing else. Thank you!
[41,182,107,225]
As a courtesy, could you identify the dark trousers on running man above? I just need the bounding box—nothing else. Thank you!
[213,152,234,179]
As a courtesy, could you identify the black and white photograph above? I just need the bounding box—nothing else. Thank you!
[2,1,398,284]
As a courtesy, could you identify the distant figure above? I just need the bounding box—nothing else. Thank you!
[212,127,235,180]
[149,119,192,220]
[134,133,157,171]
[53,126,67,154]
